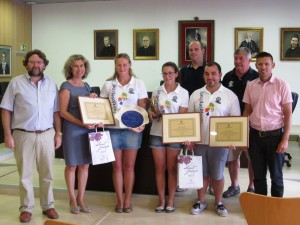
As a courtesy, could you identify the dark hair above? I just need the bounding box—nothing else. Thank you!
[256,52,273,62]
[162,61,180,82]
[291,33,299,41]
[23,49,49,67]
[63,54,90,80]
[107,53,135,81]
[206,61,222,73]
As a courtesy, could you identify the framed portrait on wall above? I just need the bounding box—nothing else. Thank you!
[280,28,300,61]
[235,27,263,61]
[0,46,11,77]
[178,20,214,67]
[94,30,118,60]
[133,29,159,60]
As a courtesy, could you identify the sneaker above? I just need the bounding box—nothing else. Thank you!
[247,187,255,193]
[190,201,206,215]
[216,204,228,217]
[222,185,240,198]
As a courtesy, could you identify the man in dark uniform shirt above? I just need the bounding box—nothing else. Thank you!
[137,35,155,56]
[98,36,115,57]
[180,40,206,96]
[222,47,259,198]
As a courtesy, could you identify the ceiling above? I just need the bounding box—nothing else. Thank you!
[22,0,116,4]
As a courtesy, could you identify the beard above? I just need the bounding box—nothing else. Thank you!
[28,68,44,77]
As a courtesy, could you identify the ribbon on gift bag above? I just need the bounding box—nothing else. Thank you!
[88,127,115,165]
[177,148,203,189]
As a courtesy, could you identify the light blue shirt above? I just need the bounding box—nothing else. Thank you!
[0,74,59,130]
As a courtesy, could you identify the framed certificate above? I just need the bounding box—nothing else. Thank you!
[162,113,201,144]
[209,116,249,147]
[78,96,115,125]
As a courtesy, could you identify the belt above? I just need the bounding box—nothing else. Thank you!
[14,128,51,134]
[250,127,283,137]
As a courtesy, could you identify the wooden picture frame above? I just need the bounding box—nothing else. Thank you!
[235,27,263,61]
[178,20,214,67]
[162,112,201,144]
[94,30,118,60]
[78,96,115,125]
[280,28,300,61]
[209,116,249,148]
[0,45,12,77]
[133,29,159,60]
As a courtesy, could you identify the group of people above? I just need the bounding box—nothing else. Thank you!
[0,40,292,222]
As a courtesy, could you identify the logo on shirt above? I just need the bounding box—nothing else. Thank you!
[215,97,221,104]
[204,102,215,116]
[228,81,234,88]
[118,92,127,105]
[128,88,135,94]
[172,96,178,103]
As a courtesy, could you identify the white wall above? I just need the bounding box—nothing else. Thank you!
[32,0,300,125]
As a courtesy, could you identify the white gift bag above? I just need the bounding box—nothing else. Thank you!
[88,129,115,165]
[177,150,203,189]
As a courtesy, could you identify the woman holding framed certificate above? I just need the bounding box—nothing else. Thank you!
[100,53,148,213]
[59,54,100,214]
[149,62,189,213]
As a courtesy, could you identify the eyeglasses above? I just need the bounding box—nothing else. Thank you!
[28,61,44,65]
[162,72,176,77]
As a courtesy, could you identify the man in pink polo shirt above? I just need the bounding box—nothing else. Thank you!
[243,52,293,197]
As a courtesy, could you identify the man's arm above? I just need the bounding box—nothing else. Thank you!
[1,109,14,149]
[276,102,292,153]
[242,103,252,117]
[53,111,62,149]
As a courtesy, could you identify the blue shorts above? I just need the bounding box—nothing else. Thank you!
[194,144,229,180]
[107,128,142,150]
[149,135,182,150]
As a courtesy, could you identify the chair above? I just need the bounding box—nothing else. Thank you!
[44,219,79,225]
[239,192,300,225]
[284,91,299,167]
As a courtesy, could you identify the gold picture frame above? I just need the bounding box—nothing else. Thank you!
[280,28,300,61]
[209,116,249,148]
[78,96,115,125]
[94,30,118,60]
[162,112,201,144]
[235,27,263,61]
[133,29,159,60]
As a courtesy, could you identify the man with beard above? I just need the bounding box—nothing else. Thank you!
[0,49,62,223]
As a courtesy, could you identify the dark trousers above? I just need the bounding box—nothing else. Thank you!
[248,129,285,197]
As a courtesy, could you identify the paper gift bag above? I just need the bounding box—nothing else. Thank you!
[88,130,115,165]
[177,152,203,189]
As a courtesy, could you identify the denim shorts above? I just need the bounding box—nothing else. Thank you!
[149,135,182,150]
[107,128,142,150]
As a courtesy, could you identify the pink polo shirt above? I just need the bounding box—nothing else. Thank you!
[243,75,292,131]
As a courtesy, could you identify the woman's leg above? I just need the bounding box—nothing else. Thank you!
[76,164,89,209]
[112,150,124,208]
[152,148,167,207]
[64,165,77,208]
[166,149,181,207]
[123,149,138,208]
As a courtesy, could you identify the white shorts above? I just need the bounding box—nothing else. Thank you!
[227,149,242,161]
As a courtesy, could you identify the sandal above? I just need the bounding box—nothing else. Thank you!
[155,206,165,213]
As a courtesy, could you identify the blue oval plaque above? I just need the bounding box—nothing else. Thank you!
[121,110,144,128]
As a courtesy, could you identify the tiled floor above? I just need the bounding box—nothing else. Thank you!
[0,141,299,225]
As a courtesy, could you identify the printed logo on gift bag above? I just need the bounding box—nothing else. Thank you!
[89,131,115,165]
[178,155,203,189]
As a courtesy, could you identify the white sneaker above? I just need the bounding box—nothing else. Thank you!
[215,203,228,217]
[190,201,206,215]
